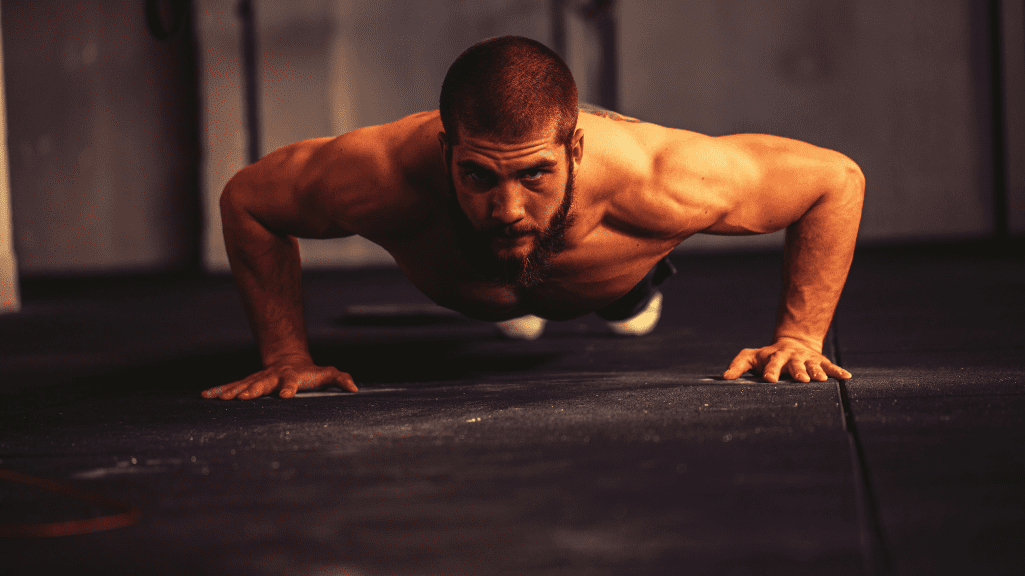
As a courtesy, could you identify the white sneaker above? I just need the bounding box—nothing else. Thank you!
[607,291,663,336]
[495,315,547,340]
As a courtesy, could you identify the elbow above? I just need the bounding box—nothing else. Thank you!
[220,170,244,209]
[219,182,235,215]
[835,156,865,215]
[219,184,243,233]
[220,169,254,218]
[845,159,865,197]
[219,172,258,231]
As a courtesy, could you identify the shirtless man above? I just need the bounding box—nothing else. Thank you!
[201,36,863,401]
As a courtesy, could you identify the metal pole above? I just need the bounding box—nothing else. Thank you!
[551,0,567,60]
[987,0,1009,240]
[591,0,618,111]
[238,0,261,165]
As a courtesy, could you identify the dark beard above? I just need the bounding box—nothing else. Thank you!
[446,166,576,288]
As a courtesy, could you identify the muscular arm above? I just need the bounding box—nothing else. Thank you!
[771,154,863,357]
[658,133,864,382]
[203,131,392,399]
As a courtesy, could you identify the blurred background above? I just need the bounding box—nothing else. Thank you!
[0,0,1022,311]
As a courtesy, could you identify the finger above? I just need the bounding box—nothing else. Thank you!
[789,357,811,383]
[761,352,787,383]
[806,361,829,382]
[723,351,755,380]
[333,371,358,393]
[202,380,245,398]
[218,380,257,400]
[237,375,280,400]
[279,373,301,399]
[207,372,265,399]
[822,362,852,380]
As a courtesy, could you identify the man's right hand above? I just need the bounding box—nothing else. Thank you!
[201,358,358,400]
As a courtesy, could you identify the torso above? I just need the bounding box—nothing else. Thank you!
[348,110,699,322]
[391,221,675,321]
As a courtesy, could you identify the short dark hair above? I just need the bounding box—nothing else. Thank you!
[440,36,579,146]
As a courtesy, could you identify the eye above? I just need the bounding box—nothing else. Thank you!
[463,170,493,185]
[521,169,546,181]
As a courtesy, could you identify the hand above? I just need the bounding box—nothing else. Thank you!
[201,357,358,400]
[722,337,852,383]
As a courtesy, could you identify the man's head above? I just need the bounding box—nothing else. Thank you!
[438,36,582,288]
[439,35,578,147]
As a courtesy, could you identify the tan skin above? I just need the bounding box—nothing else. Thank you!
[201,110,863,400]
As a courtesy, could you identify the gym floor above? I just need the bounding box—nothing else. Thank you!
[1,241,1022,575]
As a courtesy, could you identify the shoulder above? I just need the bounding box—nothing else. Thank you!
[230,111,445,240]
[296,111,442,192]
[578,114,734,240]
[320,111,447,238]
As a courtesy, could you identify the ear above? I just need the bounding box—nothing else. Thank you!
[438,132,451,169]
[570,128,584,170]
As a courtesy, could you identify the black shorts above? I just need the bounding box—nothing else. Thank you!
[595,257,676,321]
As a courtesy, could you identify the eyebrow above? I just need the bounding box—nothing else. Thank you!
[455,160,490,172]
[522,159,559,171]
[455,159,559,173]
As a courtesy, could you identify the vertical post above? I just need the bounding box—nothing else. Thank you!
[551,0,567,60]
[239,0,260,165]
[592,0,619,111]
[0,4,21,314]
[1000,0,1025,236]
[989,0,1010,239]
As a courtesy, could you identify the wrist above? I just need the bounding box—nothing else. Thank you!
[772,333,823,353]
[263,351,313,367]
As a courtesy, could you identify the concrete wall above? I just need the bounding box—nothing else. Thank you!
[3,1,1018,277]
[2,0,200,276]
[621,0,999,249]
[198,0,576,271]
[199,0,1013,271]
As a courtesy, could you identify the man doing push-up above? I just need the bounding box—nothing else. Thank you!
[202,36,863,400]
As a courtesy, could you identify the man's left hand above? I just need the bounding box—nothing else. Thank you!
[722,337,852,383]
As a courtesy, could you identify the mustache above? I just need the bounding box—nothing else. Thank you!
[482,224,540,240]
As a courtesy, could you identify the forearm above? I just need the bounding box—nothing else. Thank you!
[221,186,311,366]
[773,166,864,351]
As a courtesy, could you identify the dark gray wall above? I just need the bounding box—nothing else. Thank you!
[3,0,199,275]
[4,0,1018,275]
[621,0,1000,248]
[198,0,561,270]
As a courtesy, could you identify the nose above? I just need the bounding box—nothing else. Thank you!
[488,184,526,226]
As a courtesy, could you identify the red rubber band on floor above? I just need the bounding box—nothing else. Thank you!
[0,468,141,537]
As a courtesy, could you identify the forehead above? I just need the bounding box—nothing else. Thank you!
[452,132,565,167]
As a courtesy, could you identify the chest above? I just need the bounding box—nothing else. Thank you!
[387,224,674,322]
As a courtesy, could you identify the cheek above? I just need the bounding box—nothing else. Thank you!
[539,180,569,215]
[456,191,488,222]
[527,194,555,220]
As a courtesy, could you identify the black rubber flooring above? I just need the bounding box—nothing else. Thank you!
[1,241,1022,575]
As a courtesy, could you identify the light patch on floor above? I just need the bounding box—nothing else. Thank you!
[285,387,407,398]
[71,458,183,480]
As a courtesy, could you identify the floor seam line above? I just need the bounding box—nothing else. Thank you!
[832,324,894,575]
